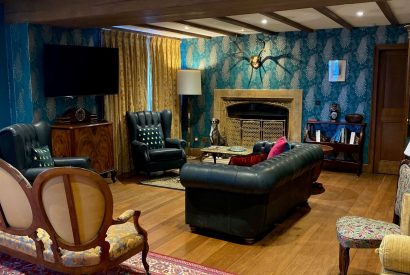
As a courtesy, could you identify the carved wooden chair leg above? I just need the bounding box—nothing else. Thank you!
[142,242,150,274]
[339,244,350,275]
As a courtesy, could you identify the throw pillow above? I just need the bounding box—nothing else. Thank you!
[32,145,54,168]
[138,127,164,150]
[228,153,267,167]
[267,136,290,159]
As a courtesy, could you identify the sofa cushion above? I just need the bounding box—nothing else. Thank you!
[137,127,164,150]
[267,136,290,159]
[228,153,267,166]
[32,145,54,168]
[149,148,184,161]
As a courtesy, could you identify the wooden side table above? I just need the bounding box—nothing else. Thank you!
[51,122,116,182]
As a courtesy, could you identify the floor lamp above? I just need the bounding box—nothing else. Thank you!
[177,70,202,154]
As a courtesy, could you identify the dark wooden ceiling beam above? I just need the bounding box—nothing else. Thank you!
[315,6,353,30]
[376,1,399,25]
[136,24,212,39]
[260,12,313,32]
[176,20,240,36]
[3,0,370,28]
[215,17,277,35]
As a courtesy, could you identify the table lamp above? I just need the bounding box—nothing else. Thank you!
[177,70,202,150]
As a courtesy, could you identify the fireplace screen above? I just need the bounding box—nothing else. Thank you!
[225,102,288,147]
[226,118,286,147]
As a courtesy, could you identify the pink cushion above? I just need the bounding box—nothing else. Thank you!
[267,136,289,159]
[228,153,267,167]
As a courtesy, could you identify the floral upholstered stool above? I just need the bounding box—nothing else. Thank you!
[336,216,400,275]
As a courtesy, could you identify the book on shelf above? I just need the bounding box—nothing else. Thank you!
[330,126,355,144]
[349,132,356,145]
[315,130,321,142]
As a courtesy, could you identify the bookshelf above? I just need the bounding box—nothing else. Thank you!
[303,121,366,176]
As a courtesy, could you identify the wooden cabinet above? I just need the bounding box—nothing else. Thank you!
[51,122,116,181]
[304,121,366,176]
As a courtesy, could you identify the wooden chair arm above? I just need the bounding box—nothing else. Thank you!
[133,210,148,240]
[113,210,148,242]
[112,209,135,225]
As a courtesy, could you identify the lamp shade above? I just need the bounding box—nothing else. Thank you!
[405,140,410,157]
[177,70,202,95]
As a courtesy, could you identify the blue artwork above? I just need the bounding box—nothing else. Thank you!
[181,25,407,163]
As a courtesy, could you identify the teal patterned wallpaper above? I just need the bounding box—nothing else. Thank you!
[29,24,101,123]
[0,4,12,128]
[181,26,408,163]
[5,23,33,124]
[2,24,101,125]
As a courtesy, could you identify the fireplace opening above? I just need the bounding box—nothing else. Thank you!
[227,102,289,120]
[225,102,289,147]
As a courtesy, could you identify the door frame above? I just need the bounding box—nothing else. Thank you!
[369,43,409,173]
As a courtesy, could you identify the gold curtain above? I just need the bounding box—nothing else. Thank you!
[150,37,181,138]
[102,30,148,175]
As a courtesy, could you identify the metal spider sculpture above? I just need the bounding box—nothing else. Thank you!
[230,35,291,87]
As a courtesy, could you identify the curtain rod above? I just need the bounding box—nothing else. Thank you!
[103,27,182,40]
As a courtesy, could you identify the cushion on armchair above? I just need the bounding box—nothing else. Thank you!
[149,148,185,161]
[336,216,400,248]
[137,127,164,150]
[31,146,54,168]
[378,235,410,274]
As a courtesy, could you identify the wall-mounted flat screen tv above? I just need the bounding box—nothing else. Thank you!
[44,44,119,97]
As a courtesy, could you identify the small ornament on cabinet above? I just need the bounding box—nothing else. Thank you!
[329,103,340,122]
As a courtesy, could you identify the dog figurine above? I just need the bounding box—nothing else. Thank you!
[210,118,226,146]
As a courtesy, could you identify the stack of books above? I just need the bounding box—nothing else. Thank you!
[330,127,357,144]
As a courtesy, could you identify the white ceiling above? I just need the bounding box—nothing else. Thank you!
[328,2,390,27]
[117,0,410,39]
[276,8,342,30]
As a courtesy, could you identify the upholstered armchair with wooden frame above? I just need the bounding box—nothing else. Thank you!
[378,193,410,275]
[0,159,43,265]
[0,159,149,274]
[126,110,186,177]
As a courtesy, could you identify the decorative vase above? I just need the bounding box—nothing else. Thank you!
[345,113,364,123]
[329,103,340,122]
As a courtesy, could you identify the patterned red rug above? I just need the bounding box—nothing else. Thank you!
[0,251,235,275]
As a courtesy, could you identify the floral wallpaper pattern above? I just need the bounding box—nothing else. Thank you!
[5,24,33,124]
[181,26,407,163]
[28,25,101,123]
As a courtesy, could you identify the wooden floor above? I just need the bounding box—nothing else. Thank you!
[110,170,398,275]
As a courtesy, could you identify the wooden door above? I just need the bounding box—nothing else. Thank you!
[372,44,408,174]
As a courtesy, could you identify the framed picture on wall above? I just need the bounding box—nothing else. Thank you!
[328,60,346,82]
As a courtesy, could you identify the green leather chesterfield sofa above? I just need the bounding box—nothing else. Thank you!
[180,141,323,243]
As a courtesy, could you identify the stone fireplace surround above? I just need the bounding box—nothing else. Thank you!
[213,89,303,143]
